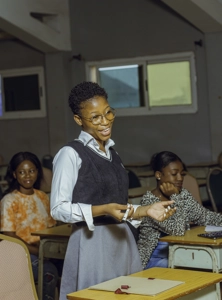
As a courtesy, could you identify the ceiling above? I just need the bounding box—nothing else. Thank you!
[161,0,222,33]
[0,1,222,45]
[0,29,15,41]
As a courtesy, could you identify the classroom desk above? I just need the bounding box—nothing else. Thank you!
[137,171,206,186]
[128,186,149,204]
[187,162,218,168]
[136,170,154,178]
[160,225,222,299]
[187,162,218,179]
[136,171,207,195]
[67,267,222,300]
[136,170,155,188]
[0,164,8,181]
[124,161,151,168]
[32,224,72,300]
[0,179,8,193]
[197,178,207,187]
[124,162,152,173]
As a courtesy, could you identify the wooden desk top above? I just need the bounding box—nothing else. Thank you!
[187,162,218,168]
[136,170,154,178]
[67,267,222,300]
[160,226,222,246]
[128,186,149,198]
[197,178,207,187]
[124,162,151,168]
[32,224,72,238]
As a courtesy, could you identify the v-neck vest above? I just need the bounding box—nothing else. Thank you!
[67,140,129,205]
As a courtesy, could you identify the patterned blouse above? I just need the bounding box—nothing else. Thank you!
[1,189,56,244]
[137,188,222,268]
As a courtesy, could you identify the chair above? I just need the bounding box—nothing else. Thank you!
[206,167,222,212]
[183,173,202,205]
[126,169,141,189]
[42,154,53,170]
[40,166,53,193]
[0,164,8,181]
[0,234,38,300]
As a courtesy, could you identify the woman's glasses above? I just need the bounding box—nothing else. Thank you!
[80,108,116,125]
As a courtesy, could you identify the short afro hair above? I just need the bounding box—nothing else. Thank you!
[68,81,108,115]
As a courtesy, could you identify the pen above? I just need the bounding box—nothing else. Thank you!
[122,203,131,221]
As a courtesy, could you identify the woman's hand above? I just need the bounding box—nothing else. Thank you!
[106,203,134,221]
[160,182,179,198]
[133,200,176,221]
[92,203,134,221]
[146,200,176,221]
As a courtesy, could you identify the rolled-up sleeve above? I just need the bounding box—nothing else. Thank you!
[50,146,95,230]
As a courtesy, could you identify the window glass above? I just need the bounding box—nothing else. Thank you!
[98,65,144,108]
[0,66,46,119]
[4,75,40,112]
[147,61,192,107]
[86,52,197,116]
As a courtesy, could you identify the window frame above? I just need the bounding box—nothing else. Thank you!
[86,52,198,116]
[0,66,46,120]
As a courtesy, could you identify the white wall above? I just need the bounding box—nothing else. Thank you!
[1,0,219,166]
[205,32,222,161]
[0,41,49,163]
[67,0,211,165]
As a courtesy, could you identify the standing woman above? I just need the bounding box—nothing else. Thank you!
[0,152,58,300]
[50,82,176,299]
[137,151,222,270]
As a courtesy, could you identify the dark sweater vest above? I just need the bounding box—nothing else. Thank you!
[67,140,129,205]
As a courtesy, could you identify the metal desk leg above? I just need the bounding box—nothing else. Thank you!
[37,238,68,300]
[168,244,221,300]
[37,239,44,300]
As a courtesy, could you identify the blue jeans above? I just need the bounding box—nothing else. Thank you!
[31,254,58,300]
[145,241,169,269]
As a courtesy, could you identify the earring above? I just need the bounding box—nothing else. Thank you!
[157,177,160,180]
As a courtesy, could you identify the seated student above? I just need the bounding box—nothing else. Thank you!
[137,151,222,270]
[0,151,58,300]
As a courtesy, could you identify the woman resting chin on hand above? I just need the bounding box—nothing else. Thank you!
[137,151,222,270]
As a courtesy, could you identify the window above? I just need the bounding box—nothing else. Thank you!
[86,52,197,116]
[0,66,46,119]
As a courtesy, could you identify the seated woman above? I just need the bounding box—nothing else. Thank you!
[0,151,58,300]
[137,151,222,270]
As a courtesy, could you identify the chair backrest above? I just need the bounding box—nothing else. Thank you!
[206,167,222,212]
[126,169,141,189]
[182,173,202,205]
[0,234,38,300]
[42,154,53,170]
[40,166,53,193]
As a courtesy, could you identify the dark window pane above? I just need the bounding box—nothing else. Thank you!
[4,75,40,112]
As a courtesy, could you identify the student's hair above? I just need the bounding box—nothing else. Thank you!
[150,151,183,173]
[68,81,108,115]
[4,152,43,194]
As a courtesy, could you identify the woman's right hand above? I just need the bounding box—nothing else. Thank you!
[160,182,179,198]
[103,203,134,222]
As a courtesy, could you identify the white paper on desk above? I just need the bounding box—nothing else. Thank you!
[89,276,184,296]
[205,225,222,232]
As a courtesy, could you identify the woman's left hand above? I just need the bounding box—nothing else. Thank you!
[160,182,179,198]
[146,200,176,221]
